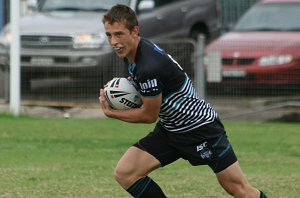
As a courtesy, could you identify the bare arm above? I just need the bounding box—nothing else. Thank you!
[99,89,161,123]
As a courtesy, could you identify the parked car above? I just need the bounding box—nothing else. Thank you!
[0,0,220,91]
[205,0,300,90]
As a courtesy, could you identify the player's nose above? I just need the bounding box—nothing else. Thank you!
[110,35,118,46]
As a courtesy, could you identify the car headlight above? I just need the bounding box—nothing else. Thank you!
[73,33,105,49]
[258,55,293,66]
[0,31,12,46]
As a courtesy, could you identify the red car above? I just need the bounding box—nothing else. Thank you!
[205,0,300,88]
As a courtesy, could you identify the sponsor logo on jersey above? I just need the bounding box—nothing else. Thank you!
[139,79,158,91]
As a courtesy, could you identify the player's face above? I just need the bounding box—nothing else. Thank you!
[104,21,139,62]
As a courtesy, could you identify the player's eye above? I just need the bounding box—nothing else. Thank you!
[115,32,123,38]
[105,33,111,38]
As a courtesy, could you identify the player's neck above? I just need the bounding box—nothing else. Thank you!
[127,37,140,64]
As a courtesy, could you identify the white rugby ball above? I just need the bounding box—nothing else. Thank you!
[104,77,142,110]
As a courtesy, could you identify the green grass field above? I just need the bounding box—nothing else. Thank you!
[0,113,299,197]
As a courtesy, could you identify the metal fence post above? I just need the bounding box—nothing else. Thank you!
[195,34,205,99]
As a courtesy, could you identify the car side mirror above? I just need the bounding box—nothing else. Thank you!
[138,0,155,13]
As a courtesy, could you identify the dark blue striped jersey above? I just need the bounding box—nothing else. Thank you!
[126,38,217,133]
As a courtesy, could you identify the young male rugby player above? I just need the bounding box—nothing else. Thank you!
[99,4,267,198]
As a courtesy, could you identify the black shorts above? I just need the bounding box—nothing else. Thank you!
[133,118,237,173]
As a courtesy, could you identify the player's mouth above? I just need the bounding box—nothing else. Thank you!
[113,46,124,54]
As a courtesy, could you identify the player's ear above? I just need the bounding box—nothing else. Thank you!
[132,26,140,37]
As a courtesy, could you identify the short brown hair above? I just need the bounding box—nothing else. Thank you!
[102,4,139,32]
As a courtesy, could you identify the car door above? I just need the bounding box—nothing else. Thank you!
[136,0,186,39]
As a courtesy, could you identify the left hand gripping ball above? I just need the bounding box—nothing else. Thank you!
[104,77,143,110]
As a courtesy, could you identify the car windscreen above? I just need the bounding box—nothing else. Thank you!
[234,3,300,32]
[40,0,130,12]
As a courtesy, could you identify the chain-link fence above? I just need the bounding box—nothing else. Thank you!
[220,0,259,33]
[1,0,300,120]
[0,40,196,106]
[2,37,299,120]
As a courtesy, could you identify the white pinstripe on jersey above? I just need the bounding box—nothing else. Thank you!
[159,74,217,133]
